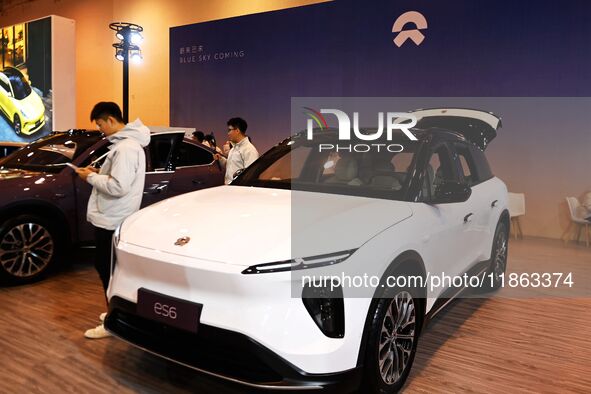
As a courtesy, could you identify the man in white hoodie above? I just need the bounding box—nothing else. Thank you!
[75,102,150,339]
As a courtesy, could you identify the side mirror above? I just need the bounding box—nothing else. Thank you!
[431,181,471,204]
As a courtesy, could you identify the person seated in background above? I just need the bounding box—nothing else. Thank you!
[583,191,591,221]
[204,134,223,154]
[222,140,232,155]
[192,130,205,144]
[324,153,363,186]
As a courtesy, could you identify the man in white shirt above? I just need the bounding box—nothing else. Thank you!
[215,117,259,184]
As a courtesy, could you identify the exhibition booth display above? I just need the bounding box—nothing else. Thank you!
[0,15,75,144]
[0,0,590,393]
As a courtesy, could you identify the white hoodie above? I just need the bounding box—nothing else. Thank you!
[86,118,151,230]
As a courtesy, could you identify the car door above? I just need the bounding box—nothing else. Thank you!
[72,132,185,241]
[73,139,111,242]
[450,141,493,264]
[142,132,185,207]
[412,142,473,299]
[166,139,224,195]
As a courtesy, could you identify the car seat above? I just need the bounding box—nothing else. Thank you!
[325,156,363,186]
[370,158,401,189]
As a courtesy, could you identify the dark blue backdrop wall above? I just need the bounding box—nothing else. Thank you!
[170,0,591,239]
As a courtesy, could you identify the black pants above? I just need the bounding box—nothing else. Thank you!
[93,226,115,294]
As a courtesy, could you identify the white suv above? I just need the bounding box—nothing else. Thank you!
[105,108,508,392]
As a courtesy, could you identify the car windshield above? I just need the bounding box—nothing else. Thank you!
[8,74,32,100]
[233,132,422,201]
[0,132,103,173]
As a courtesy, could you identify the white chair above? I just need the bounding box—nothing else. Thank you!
[508,192,525,239]
[564,197,590,247]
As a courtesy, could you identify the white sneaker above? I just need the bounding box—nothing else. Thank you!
[99,312,107,323]
[84,323,112,339]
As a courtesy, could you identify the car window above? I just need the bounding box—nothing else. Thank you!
[452,142,493,185]
[0,79,10,94]
[234,134,421,201]
[469,144,493,182]
[148,134,179,172]
[391,152,413,173]
[453,143,478,186]
[175,141,214,167]
[79,142,111,169]
[8,74,31,100]
[420,144,456,201]
[258,145,312,181]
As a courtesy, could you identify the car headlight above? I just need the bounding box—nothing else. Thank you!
[241,249,357,274]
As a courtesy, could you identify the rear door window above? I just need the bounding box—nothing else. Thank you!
[420,143,457,201]
[175,141,214,167]
[452,142,493,185]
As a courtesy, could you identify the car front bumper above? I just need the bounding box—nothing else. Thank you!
[105,296,362,391]
[21,114,45,135]
[107,242,372,376]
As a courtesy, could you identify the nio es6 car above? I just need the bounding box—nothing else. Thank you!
[105,108,509,392]
[0,67,45,135]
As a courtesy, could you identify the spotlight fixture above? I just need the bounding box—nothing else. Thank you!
[130,32,143,45]
[109,22,144,123]
[112,42,140,62]
[130,50,143,64]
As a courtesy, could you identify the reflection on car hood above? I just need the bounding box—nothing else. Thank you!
[120,186,413,266]
[0,167,45,180]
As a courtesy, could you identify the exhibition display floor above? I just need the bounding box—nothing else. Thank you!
[0,238,589,393]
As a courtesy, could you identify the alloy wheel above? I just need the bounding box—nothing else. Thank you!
[378,290,416,385]
[493,228,508,283]
[14,115,21,135]
[0,222,54,278]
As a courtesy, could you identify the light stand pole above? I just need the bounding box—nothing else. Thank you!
[122,49,129,123]
[109,22,143,123]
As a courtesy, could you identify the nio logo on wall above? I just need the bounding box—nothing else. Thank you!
[178,44,246,64]
[392,11,428,47]
[304,107,417,153]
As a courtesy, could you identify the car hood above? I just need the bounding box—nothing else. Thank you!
[121,186,413,266]
[16,91,44,120]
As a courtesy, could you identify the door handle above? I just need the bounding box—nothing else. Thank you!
[491,200,498,208]
[464,213,473,223]
[144,183,168,195]
[192,179,205,185]
[53,193,66,199]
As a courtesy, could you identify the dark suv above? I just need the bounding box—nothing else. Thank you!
[0,129,224,284]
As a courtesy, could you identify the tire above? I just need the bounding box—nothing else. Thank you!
[362,282,421,393]
[483,221,509,291]
[0,215,61,284]
[13,114,21,135]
